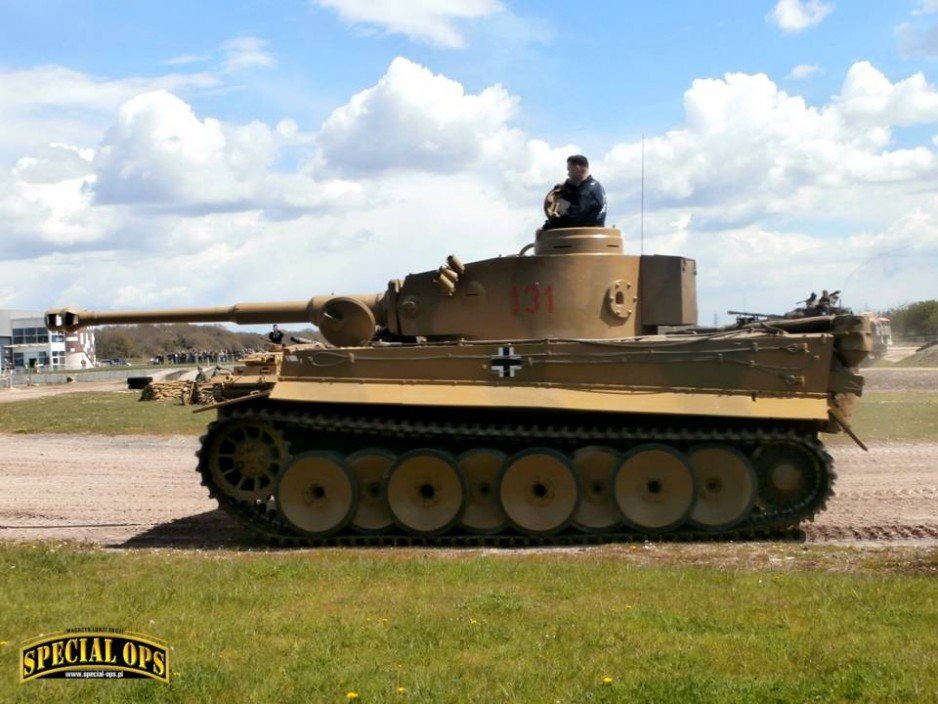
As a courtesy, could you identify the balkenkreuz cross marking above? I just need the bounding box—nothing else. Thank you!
[491,345,523,378]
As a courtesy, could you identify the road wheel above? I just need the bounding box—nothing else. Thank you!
[387,450,466,536]
[276,452,356,537]
[499,448,579,536]
[572,446,621,533]
[458,448,508,534]
[613,444,695,534]
[686,445,756,531]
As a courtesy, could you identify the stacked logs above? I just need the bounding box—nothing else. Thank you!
[139,380,215,405]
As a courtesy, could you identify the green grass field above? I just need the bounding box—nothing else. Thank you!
[829,391,938,443]
[0,392,210,436]
[0,543,935,704]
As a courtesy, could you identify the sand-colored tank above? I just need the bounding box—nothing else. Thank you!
[46,227,872,544]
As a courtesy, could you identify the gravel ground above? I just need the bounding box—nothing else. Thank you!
[0,433,934,548]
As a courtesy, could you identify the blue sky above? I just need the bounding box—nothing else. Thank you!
[0,0,936,323]
[2,1,921,134]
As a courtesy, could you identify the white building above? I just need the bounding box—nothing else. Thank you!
[0,309,95,371]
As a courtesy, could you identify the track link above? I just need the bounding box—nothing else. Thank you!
[196,405,835,547]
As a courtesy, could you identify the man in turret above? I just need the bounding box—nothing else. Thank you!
[540,155,607,231]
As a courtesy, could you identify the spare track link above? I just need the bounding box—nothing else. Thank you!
[196,407,835,547]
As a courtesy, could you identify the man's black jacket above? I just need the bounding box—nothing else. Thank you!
[543,175,607,230]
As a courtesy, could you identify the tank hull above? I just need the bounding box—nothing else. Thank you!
[270,332,843,422]
[196,321,866,545]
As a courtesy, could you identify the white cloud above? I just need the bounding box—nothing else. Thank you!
[768,0,834,33]
[93,90,262,206]
[163,54,211,66]
[0,156,109,252]
[0,66,218,115]
[90,90,359,214]
[221,37,277,73]
[317,56,519,175]
[914,0,938,14]
[786,63,820,80]
[835,61,938,127]
[0,65,221,169]
[601,63,938,223]
[314,0,504,48]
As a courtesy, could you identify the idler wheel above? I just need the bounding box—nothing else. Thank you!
[387,450,466,536]
[752,442,822,512]
[499,448,579,536]
[458,448,508,535]
[276,452,356,537]
[613,444,695,533]
[572,446,622,533]
[686,445,757,531]
[347,449,396,533]
[206,419,288,500]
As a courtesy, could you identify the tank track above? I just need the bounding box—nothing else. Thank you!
[196,405,835,547]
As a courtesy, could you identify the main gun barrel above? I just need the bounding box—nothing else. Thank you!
[46,294,387,347]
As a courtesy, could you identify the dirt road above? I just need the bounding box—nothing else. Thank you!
[0,433,934,547]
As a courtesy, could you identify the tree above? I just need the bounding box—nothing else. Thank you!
[886,300,938,339]
[96,330,140,359]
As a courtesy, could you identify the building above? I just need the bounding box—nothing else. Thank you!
[0,309,95,371]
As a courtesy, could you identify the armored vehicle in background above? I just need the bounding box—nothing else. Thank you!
[46,227,872,545]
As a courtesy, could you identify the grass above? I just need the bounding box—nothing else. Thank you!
[0,543,935,703]
[837,391,938,443]
[0,392,210,435]
[894,351,938,368]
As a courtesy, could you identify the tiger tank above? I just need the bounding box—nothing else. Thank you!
[45,227,872,545]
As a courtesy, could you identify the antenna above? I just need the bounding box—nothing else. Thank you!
[640,134,645,255]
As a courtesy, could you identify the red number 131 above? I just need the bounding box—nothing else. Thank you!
[510,284,554,315]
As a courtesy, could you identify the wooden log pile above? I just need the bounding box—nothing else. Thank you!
[139,380,213,405]
[194,384,217,405]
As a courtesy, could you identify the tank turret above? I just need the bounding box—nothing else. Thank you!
[47,228,697,344]
[43,226,873,546]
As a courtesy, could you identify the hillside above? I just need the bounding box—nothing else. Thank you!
[94,323,282,359]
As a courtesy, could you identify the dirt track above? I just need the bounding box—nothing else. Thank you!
[0,433,935,548]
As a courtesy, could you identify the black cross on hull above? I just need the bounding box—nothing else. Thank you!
[490,345,523,378]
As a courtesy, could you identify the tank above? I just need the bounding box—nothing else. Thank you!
[45,227,873,545]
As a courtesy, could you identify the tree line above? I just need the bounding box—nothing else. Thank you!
[95,323,273,360]
[884,300,938,339]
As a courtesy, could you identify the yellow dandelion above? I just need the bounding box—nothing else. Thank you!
[397,686,407,694]
[347,692,359,700]
[469,618,479,625]
[602,676,614,685]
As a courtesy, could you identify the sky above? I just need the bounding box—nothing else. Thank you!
[1,0,936,328]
